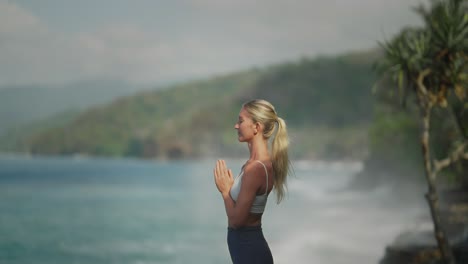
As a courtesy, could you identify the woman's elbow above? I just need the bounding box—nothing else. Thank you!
[229,215,247,229]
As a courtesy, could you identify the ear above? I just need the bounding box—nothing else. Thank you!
[254,122,262,134]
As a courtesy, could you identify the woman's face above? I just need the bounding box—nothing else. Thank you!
[234,107,256,142]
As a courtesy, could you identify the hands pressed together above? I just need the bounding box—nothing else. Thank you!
[214,159,234,198]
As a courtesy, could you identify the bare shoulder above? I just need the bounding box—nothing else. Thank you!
[241,160,273,195]
[242,161,269,180]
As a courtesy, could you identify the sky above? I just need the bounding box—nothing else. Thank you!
[1,0,429,87]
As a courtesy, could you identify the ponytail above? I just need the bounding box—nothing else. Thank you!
[271,117,290,204]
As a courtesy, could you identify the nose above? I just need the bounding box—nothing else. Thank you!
[234,123,239,129]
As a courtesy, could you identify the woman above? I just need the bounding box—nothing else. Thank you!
[214,99,291,264]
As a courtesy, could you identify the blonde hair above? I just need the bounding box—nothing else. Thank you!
[243,99,290,203]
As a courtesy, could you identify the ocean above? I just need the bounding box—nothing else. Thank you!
[0,155,429,264]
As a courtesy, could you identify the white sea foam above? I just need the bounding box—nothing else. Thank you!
[262,162,428,264]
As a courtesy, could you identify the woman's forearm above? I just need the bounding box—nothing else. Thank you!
[222,194,245,228]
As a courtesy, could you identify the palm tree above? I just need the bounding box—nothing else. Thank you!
[376,0,468,263]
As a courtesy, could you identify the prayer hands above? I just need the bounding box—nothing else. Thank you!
[214,159,234,197]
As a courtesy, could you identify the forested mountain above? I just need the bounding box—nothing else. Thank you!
[2,50,380,160]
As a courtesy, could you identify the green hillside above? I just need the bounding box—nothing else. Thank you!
[0,109,80,153]
[5,50,380,160]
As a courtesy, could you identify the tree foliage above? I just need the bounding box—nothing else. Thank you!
[377,0,467,107]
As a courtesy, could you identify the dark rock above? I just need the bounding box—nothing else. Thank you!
[379,188,468,264]
[379,240,467,264]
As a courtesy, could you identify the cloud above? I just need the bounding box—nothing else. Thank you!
[0,0,45,35]
[0,0,56,85]
[0,0,428,87]
[0,3,171,86]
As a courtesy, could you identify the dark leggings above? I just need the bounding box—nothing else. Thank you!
[227,226,273,264]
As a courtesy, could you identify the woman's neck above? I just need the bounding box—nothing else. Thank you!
[248,138,269,161]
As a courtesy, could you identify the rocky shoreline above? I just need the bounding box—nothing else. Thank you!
[379,188,468,263]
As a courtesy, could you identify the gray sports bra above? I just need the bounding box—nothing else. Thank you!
[229,160,270,214]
